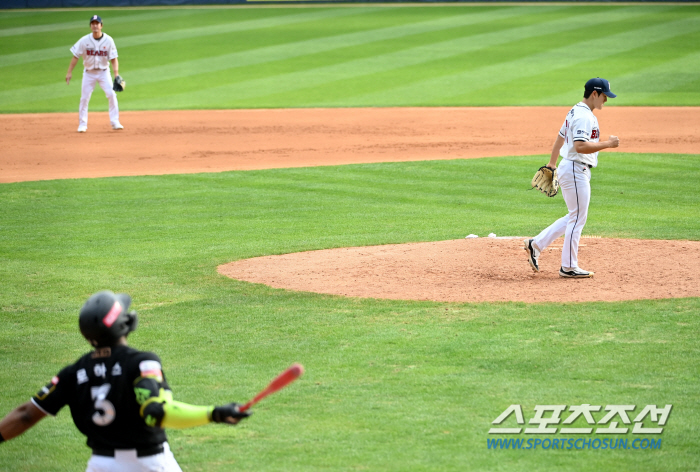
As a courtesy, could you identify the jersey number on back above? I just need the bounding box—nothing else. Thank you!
[91,384,116,426]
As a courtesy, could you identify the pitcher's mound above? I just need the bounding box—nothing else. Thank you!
[218,238,700,303]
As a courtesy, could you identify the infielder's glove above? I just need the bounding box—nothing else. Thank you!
[113,75,126,92]
[531,165,559,197]
[211,403,252,425]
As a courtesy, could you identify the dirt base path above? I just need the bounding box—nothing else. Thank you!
[218,238,700,303]
[1,107,698,183]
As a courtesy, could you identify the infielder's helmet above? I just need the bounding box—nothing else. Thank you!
[79,290,138,347]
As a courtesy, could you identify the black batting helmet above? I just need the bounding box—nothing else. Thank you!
[79,290,138,347]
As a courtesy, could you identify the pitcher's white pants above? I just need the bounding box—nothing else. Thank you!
[532,158,591,270]
[85,442,182,472]
[79,69,120,128]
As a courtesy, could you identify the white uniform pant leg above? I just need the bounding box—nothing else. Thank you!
[532,159,591,269]
[79,70,99,128]
[95,69,120,125]
[85,443,183,472]
[532,214,569,255]
[560,160,591,269]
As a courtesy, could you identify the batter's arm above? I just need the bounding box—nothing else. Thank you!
[66,56,79,85]
[574,136,619,154]
[547,134,565,169]
[134,377,251,429]
[0,401,47,443]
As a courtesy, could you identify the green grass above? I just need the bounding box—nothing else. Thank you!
[1,4,700,111]
[1,4,700,471]
[1,153,700,471]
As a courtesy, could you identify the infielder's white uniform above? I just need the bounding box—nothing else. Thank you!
[70,33,120,129]
[532,102,600,270]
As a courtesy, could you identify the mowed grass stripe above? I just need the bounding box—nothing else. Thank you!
[125,6,664,109]
[340,14,700,107]
[0,5,698,110]
[0,6,536,107]
[0,6,375,68]
[0,9,212,38]
[535,49,700,106]
[121,6,536,89]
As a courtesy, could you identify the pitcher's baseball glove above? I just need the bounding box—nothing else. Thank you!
[113,75,126,92]
[531,165,559,197]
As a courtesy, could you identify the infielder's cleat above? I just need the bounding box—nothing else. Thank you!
[111,123,124,130]
[77,125,87,133]
[524,239,540,272]
[559,267,594,278]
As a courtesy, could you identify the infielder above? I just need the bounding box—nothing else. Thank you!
[0,290,251,472]
[66,15,123,132]
[525,78,620,278]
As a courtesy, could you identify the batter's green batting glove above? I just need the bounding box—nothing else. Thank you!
[211,403,252,425]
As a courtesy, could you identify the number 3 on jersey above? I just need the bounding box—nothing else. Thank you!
[91,384,116,426]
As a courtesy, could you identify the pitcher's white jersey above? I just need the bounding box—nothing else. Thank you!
[558,102,600,167]
[70,33,118,71]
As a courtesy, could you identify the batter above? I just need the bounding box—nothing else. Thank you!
[525,78,620,278]
[66,15,123,132]
[0,290,251,472]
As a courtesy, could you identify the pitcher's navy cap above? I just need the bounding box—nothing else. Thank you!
[90,15,102,24]
[585,77,616,98]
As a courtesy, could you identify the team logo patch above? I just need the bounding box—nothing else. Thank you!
[139,360,163,379]
[103,301,122,327]
[36,383,54,401]
[51,376,59,385]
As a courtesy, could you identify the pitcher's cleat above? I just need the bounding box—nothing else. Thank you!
[524,239,540,272]
[559,267,594,278]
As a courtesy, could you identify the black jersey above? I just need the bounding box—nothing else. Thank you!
[32,345,170,450]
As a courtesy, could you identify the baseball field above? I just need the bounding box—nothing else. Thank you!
[1,3,700,471]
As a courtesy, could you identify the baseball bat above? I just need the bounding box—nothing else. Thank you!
[240,363,304,411]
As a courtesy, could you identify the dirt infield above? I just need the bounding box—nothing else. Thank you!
[3,106,698,302]
[1,107,698,183]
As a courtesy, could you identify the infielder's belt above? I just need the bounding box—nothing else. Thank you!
[92,443,164,458]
